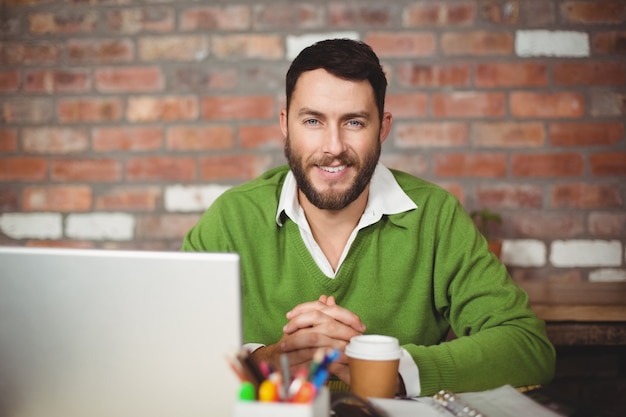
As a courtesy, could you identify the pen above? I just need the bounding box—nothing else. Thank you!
[314,349,339,376]
[236,350,265,387]
[259,361,271,380]
[258,378,279,402]
[312,348,340,389]
[292,380,316,403]
[288,368,309,400]
[320,348,340,368]
[312,368,329,390]
[238,381,256,401]
[225,354,247,383]
[279,353,290,401]
[307,348,326,382]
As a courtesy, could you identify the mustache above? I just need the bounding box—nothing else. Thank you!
[313,153,357,167]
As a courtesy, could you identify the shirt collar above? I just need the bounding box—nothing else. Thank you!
[275,163,417,226]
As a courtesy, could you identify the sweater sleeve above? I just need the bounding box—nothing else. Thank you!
[405,197,556,396]
[181,197,233,253]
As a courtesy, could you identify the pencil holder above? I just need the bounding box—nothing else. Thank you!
[233,386,330,417]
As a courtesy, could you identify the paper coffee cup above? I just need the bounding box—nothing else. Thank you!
[345,335,401,399]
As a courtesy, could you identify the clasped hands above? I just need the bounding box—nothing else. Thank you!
[250,294,365,385]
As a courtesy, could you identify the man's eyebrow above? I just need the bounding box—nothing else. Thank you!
[296,108,371,120]
[297,108,324,118]
[343,111,371,120]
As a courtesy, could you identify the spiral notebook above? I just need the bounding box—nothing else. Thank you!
[369,385,564,417]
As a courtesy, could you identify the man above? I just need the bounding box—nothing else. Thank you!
[182,39,555,397]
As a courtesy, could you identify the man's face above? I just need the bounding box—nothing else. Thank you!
[280,69,391,211]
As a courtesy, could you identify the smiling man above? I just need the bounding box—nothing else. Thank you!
[282,66,391,272]
[182,39,555,397]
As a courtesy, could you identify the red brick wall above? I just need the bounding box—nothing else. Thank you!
[1,1,625,283]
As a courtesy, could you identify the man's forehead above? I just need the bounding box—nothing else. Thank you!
[289,69,377,115]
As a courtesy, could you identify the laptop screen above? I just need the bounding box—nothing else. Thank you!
[0,247,242,417]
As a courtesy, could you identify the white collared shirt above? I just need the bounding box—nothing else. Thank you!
[276,163,417,277]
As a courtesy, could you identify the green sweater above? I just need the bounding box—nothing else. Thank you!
[182,165,555,395]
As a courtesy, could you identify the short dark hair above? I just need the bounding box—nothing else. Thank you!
[285,38,387,121]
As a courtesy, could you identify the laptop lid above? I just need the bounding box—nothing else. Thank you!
[0,247,242,417]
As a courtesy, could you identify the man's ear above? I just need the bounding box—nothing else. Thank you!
[379,111,393,144]
[279,108,288,140]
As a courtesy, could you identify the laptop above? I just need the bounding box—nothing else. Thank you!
[0,247,242,417]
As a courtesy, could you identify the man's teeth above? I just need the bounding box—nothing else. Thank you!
[320,165,346,173]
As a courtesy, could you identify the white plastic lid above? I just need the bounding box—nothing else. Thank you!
[345,335,402,361]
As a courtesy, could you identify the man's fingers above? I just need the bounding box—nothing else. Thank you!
[254,333,326,373]
[281,328,350,353]
[283,313,364,345]
[287,298,366,333]
[287,299,328,317]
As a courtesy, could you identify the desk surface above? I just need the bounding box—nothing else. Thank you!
[520,281,626,306]
[519,281,626,346]
[545,322,626,346]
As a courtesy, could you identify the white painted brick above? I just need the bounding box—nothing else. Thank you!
[550,240,622,267]
[0,212,62,239]
[66,212,135,241]
[164,184,230,212]
[515,30,590,57]
[286,32,360,60]
[589,268,626,282]
[501,239,546,267]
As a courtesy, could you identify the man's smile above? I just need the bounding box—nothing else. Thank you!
[318,165,347,174]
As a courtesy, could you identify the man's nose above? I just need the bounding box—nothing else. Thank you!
[321,124,347,155]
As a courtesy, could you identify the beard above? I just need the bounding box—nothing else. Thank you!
[284,136,381,210]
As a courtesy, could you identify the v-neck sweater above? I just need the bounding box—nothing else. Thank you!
[182,165,555,395]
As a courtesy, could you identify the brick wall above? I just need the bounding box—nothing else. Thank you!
[1,0,625,284]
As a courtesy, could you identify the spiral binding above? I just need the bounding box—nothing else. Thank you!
[433,390,484,417]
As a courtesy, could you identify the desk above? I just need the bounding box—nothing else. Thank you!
[518,281,626,417]
[519,281,626,346]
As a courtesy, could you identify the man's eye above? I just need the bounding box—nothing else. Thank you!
[347,120,364,127]
[304,119,320,126]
